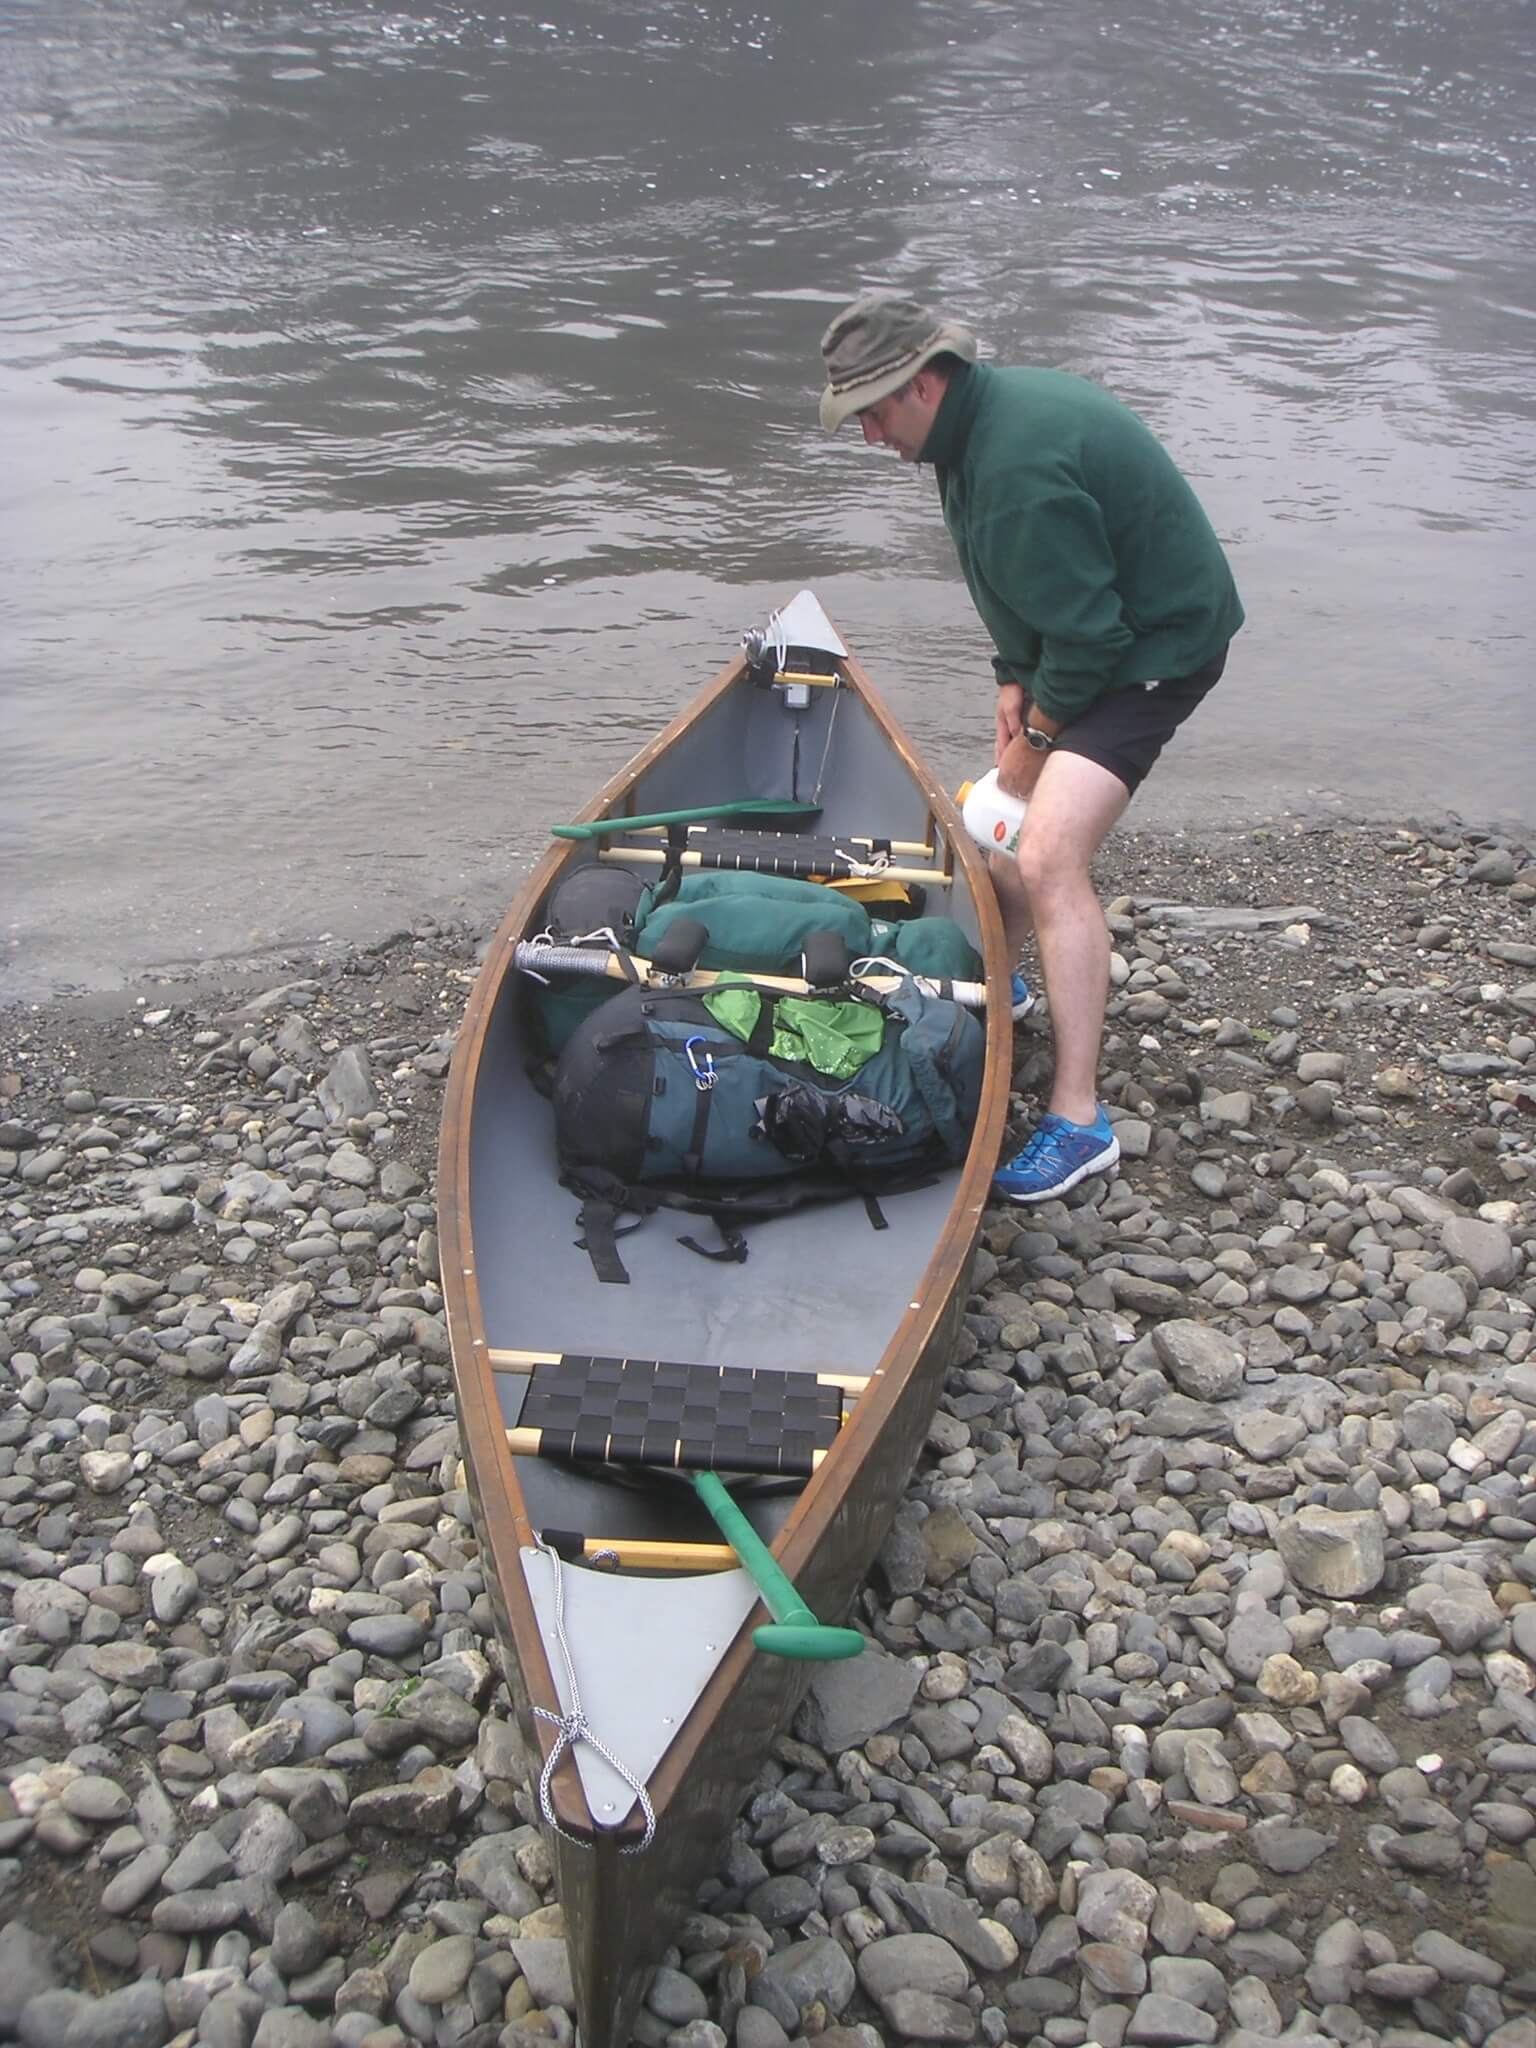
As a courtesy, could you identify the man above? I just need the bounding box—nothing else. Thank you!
[819,291,1243,1204]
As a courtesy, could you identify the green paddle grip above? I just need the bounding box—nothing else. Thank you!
[692,1471,864,1663]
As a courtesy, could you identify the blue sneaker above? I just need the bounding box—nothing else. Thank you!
[1009,970,1034,1021]
[993,1109,1120,1204]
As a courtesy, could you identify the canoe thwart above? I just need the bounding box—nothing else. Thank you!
[538,1529,740,1573]
[509,942,987,1012]
[502,1352,852,1479]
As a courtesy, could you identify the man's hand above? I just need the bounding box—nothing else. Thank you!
[996,731,1047,800]
[995,682,1026,764]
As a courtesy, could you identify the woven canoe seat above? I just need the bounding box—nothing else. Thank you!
[515,1352,845,1478]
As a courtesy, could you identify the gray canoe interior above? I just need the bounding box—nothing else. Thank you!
[467,673,986,1549]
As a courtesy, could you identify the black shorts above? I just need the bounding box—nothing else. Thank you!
[1053,646,1228,795]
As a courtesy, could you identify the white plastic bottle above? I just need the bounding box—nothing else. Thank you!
[956,768,1028,859]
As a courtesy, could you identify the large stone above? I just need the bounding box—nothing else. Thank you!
[61,1981,170,2048]
[0,1923,58,2034]
[348,1768,458,1833]
[918,1506,979,1585]
[250,2013,331,2048]
[1248,1820,1335,1875]
[233,1801,306,1882]
[509,1939,575,2012]
[1225,1607,1293,1680]
[1151,1321,1244,1401]
[270,1903,328,1977]
[1128,1994,1218,2045]
[1234,1411,1307,1462]
[319,1046,378,1123]
[1075,1869,1158,1954]
[1276,1507,1386,1597]
[797,1649,921,1753]
[750,1938,857,2031]
[1411,1930,1505,1986]
[856,1934,968,2002]
[455,1836,540,1920]
[407,1936,476,2007]
[1440,1216,1517,1287]
[874,1989,975,2041]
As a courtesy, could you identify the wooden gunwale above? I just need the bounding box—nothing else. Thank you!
[436,614,1011,1910]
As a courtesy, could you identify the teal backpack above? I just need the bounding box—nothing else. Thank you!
[551,976,985,1283]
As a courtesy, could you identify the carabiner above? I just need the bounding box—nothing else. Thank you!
[683,1036,717,1092]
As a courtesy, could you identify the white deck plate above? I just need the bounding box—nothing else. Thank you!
[521,1546,759,1828]
[769,589,847,659]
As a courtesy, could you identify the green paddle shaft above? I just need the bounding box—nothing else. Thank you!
[691,1471,864,1662]
[552,799,821,841]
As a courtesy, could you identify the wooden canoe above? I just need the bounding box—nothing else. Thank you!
[437,592,1012,2046]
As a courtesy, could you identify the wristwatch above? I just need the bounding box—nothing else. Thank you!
[1023,724,1057,752]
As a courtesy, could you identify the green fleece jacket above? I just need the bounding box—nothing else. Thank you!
[920,362,1244,723]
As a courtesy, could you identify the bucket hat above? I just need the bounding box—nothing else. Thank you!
[819,292,978,431]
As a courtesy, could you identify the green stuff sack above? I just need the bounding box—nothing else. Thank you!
[873,915,984,982]
[636,872,871,973]
[636,871,983,981]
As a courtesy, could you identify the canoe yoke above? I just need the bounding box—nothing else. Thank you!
[498,1349,856,1480]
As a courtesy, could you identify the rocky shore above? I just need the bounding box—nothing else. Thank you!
[2,819,1533,2048]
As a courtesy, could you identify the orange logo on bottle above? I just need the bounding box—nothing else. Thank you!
[993,821,1007,843]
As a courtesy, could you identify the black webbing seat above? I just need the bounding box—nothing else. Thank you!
[515,1352,846,1478]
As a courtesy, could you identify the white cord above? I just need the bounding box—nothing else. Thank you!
[531,1537,657,1854]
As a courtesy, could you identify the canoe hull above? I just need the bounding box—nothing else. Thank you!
[439,596,1011,2046]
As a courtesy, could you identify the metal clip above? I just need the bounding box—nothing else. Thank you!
[684,1036,717,1091]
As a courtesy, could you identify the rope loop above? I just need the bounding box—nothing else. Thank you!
[531,1538,657,1854]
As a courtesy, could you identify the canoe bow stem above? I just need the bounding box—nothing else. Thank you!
[530,1535,657,1853]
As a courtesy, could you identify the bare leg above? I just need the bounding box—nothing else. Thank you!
[1011,752,1131,1125]
[989,848,1035,960]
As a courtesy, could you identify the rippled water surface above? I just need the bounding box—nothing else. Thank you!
[4,0,1534,998]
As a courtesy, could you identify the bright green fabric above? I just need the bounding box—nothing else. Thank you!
[919,362,1244,723]
[771,997,884,1078]
[699,985,884,1079]
[700,984,761,1040]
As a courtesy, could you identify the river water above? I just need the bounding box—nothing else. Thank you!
[4,0,1534,1002]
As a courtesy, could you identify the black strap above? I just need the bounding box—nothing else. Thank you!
[573,1199,635,1285]
[801,929,852,988]
[745,992,778,1057]
[677,1224,749,1264]
[683,1064,714,1178]
[643,824,687,911]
